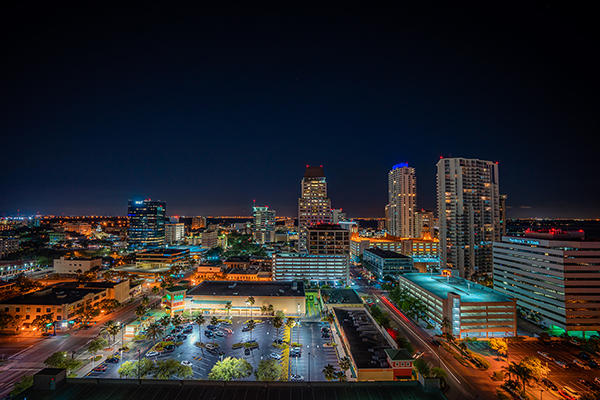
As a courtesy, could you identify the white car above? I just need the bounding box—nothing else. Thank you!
[553,360,567,369]
[270,352,282,360]
[205,343,216,350]
[290,374,304,382]
[146,351,159,357]
[181,360,192,367]
[537,351,552,360]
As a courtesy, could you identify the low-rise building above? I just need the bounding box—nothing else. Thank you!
[135,248,190,269]
[320,288,363,310]
[0,237,19,257]
[396,273,516,339]
[186,280,305,316]
[332,307,410,381]
[272,253,349,283]
[53,257,102,275]
[0,259,37,279]
[362,248,415,279]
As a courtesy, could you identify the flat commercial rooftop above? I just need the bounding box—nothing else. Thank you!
[400,273,513,303]
[0,285,104,305]
[188,281,305,297]
[18,379,445,400]
[321,288,362,305]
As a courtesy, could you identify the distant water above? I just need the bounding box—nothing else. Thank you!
[507,219,600,241]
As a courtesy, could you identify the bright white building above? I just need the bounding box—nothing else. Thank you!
[273,253,348,283]
[165,223,185,245]
[386,163,416,238]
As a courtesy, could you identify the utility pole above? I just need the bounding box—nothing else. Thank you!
[137,349,141,379]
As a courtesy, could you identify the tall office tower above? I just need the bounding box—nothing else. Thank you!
[127,199,167,248]
[253,205,276,244]
[165,222,185,245]
[386,163,417,238]
[436,158,500,278]
[415,209,435,238]
[191,216,206,230]
[499,194,507,237]
[298,165,332,253]
[331,208,346,224]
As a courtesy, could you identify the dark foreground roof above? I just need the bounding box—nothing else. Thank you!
[19,378,445,400]
[188,280,305,297]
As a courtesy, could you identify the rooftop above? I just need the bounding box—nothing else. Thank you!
[333,308,392,369]
[385,348,413,361]
[320,288,362,305]
[400,273,514,303]
[136,248,189,257]
[307,223,347,231]
[18,378,444,400]
[188,281,305,298]
[303,165,325,178]
[0,284,105,305]
[364,247,411,259]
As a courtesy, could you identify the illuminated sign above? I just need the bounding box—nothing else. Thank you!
[507,238,540,245]
[392,162,409,169]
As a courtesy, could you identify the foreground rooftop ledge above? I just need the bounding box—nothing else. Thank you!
[63,378,429,387]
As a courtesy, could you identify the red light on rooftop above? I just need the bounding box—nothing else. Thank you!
[439,156,443,159]
[319,164,323,168]
[306,164,310,168]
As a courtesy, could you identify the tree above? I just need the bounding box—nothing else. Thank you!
[79,306,100,326]
[102,320,121,344]
[31,313,54,332]
[335,370,347,381]
[154,358,193,379]
[171,314,183,328]
[255,359,281,381]
[272,315,283,338]
[246,319,256,340]
[135,305,147,318]
[504,361,533,395]
[88,337,108,364]
[413,358,430,378]
[339,356,351,375]
[118,359,154,378]
[158,315,171,328]
[151,286,160,295]
[489,338,508,357]
[322,364,336,381]
[141,295,150,308]
[519,356,549,381]
[208,357,253,381]
[441,317,451,335]
[210,316,219,326]
[146,322,164,344]
[0,311,19,332]
[267,304,274,316]
[44,351,81,373]
[395,337,415,354]
[246,296,255,319]
[9,375,33,396]
[225,302,232,317]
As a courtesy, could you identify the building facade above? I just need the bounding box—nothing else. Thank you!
[273,253,349,283]
[165,223,185,245]
[135,248,190,270]
[436,158,501,278]
[53,257,102,274]
[191,216,206,230]
[396,273,516,339]
[127,199,167,248]
[307,224,350,255]
[362,248,415,279]
[386,163,417,238]
[298,165,332,253]
[0,238,19,257]
[415,209,435,239]
[493,232,600,337]
[253,205,276,244]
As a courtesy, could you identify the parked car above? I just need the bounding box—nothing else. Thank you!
[273,339,284,345]
[290,374,304,382]
[93,365,107,372]
[588,359,599,369]
[242,326,251,332]
[594,376,600,386]
[558,386,579,400]
[176,334,187,341]
[270,352,282,360]
[105,357,119,364]
[577,378,593,389]
[205,343,217,350]
[290,348,301,358]
[537,351,553,360]
[554,360,567,368]
[412,351,424,359]
[146,351,159,357]
[244,348,251,356]
[206,325,217,330]
[204,330,214,338]
[164,344,176,351]
[572,359,590,370]
[181,360,193,367]
[222,327,233,334]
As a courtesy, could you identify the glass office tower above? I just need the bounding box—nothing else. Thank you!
[127,199,167,248]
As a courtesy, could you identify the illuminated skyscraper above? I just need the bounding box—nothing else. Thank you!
[253,205,276,244]
[298,165,332,253]
[386,163,416,238]
[127,199,167,248]
[436,158,500,278]
[165,222,185,245]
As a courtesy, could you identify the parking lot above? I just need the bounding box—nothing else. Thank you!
[86,316,339,381]
[289,321,340,381]
[509,339,600,398]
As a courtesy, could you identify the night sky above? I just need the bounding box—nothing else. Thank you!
[2,4,599,218]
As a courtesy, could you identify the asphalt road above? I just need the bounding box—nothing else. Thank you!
[290,321,339,381]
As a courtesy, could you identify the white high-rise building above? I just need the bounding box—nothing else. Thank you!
[386,163,416,238]
[253,205,276,244]
[298,165,332,253]
[437,157,500,278]
[165,223,185,245]
[331,208,346,224]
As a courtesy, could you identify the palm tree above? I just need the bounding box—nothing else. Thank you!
[246,296,255,319]
[172,314,183,328]
[146,322,164,344]
[195,314,205,353]
[135,305,147,318]
[158,315,171,329]
[260,305,267,316]
[272,315,283,338]
[224,302,232,318]
[504,361,532,395]
[267,304,274,316]
[246,319,256,340]
[141,295,150,308]
[322,364,336,381]
[102,320,120,344]
[339,356,351,375]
